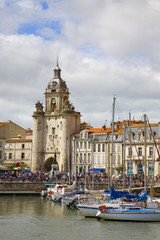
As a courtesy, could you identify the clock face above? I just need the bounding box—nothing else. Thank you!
[52,98,56,104]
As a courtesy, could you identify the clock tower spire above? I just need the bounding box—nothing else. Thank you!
[32,60,81,173]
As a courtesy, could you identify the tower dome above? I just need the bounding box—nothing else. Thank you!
[47,61,68,92]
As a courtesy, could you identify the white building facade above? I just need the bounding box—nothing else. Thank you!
[4,138,32,167]
[71,120,160,178]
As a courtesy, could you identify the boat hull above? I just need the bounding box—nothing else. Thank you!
[78,205,99,217]
[97,210,160,222]
[77,203,120,217]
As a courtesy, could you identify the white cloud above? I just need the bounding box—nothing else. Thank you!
[0,0,160,129]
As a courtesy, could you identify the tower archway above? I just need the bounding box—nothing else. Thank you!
[44,157,53,172]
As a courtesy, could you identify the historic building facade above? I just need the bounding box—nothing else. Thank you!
[71,120,160,178]
[32,62,81,172]
[5,138,32,167]
[0,121,28,166]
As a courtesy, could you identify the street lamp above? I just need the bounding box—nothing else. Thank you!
[51,152,58,175]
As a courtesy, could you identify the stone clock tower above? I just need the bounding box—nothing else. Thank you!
[32,61,81,172]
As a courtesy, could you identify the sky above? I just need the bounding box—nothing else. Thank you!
[1,0,160,129]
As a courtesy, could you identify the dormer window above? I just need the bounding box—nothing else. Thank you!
[149,133,153,140]
[138,133,142,141]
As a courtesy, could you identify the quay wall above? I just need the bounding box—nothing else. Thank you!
[1,181,160,193]
[0,182,108,192]
[0,182,47,191]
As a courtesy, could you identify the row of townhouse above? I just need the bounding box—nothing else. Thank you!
[1,119,160,177]
[71,120,160,177]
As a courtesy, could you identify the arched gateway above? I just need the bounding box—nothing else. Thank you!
[44,157,53,172]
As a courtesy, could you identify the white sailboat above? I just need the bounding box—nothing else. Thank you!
[96,207,160,222]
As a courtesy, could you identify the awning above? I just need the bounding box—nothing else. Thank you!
[89,168,104,172]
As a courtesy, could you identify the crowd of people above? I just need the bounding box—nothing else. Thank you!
[0,169,159,190]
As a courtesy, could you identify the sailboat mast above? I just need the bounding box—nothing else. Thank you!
[107,133,110,190]
[123,122,126,191]
[129,112,132,194]
[144,113,147,194]
[110,97,116,187]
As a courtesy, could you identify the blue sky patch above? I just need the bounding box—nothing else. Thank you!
[5,0,15,7]
[78,43,103,58]
[41,1,48,10]
[18,20,62,39]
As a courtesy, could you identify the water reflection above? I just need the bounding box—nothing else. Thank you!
[0,196,160,240]
[0,196,74,217]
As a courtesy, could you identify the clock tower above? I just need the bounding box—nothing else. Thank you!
[32,61,81,172]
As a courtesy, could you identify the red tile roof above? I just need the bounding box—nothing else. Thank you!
[5,139,32,142]
[0,122,9,127]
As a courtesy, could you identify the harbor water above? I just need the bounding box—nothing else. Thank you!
[0,196,160,240]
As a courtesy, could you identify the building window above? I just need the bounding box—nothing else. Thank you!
[148,162,154,176]
[9,144,12,149]
[138,147,142,156]
[80,142,83,149]
[84,142,87,149]
[22,144,25,149]
[76,142,79,148]
[21,153,25,159]
[93,144,96,152]
[88,142,91,149]
[102,155,105,164]
[84,153,86,162]
[0,151,2,159]
[98,144,101,152]
[127,162,133,175]
[80,153,83,163]
[149,133,153,140]
[0,141,2,147]
[52,128,55,134]
[102,144,105,152]
[149,147,153,157]
[88,153,91,163]
[117,155,121,164]
[128,147,132,157]
[76,154,78,163]
[117,144,121,152]
[97,156,100,164]
[9,153,12,159]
